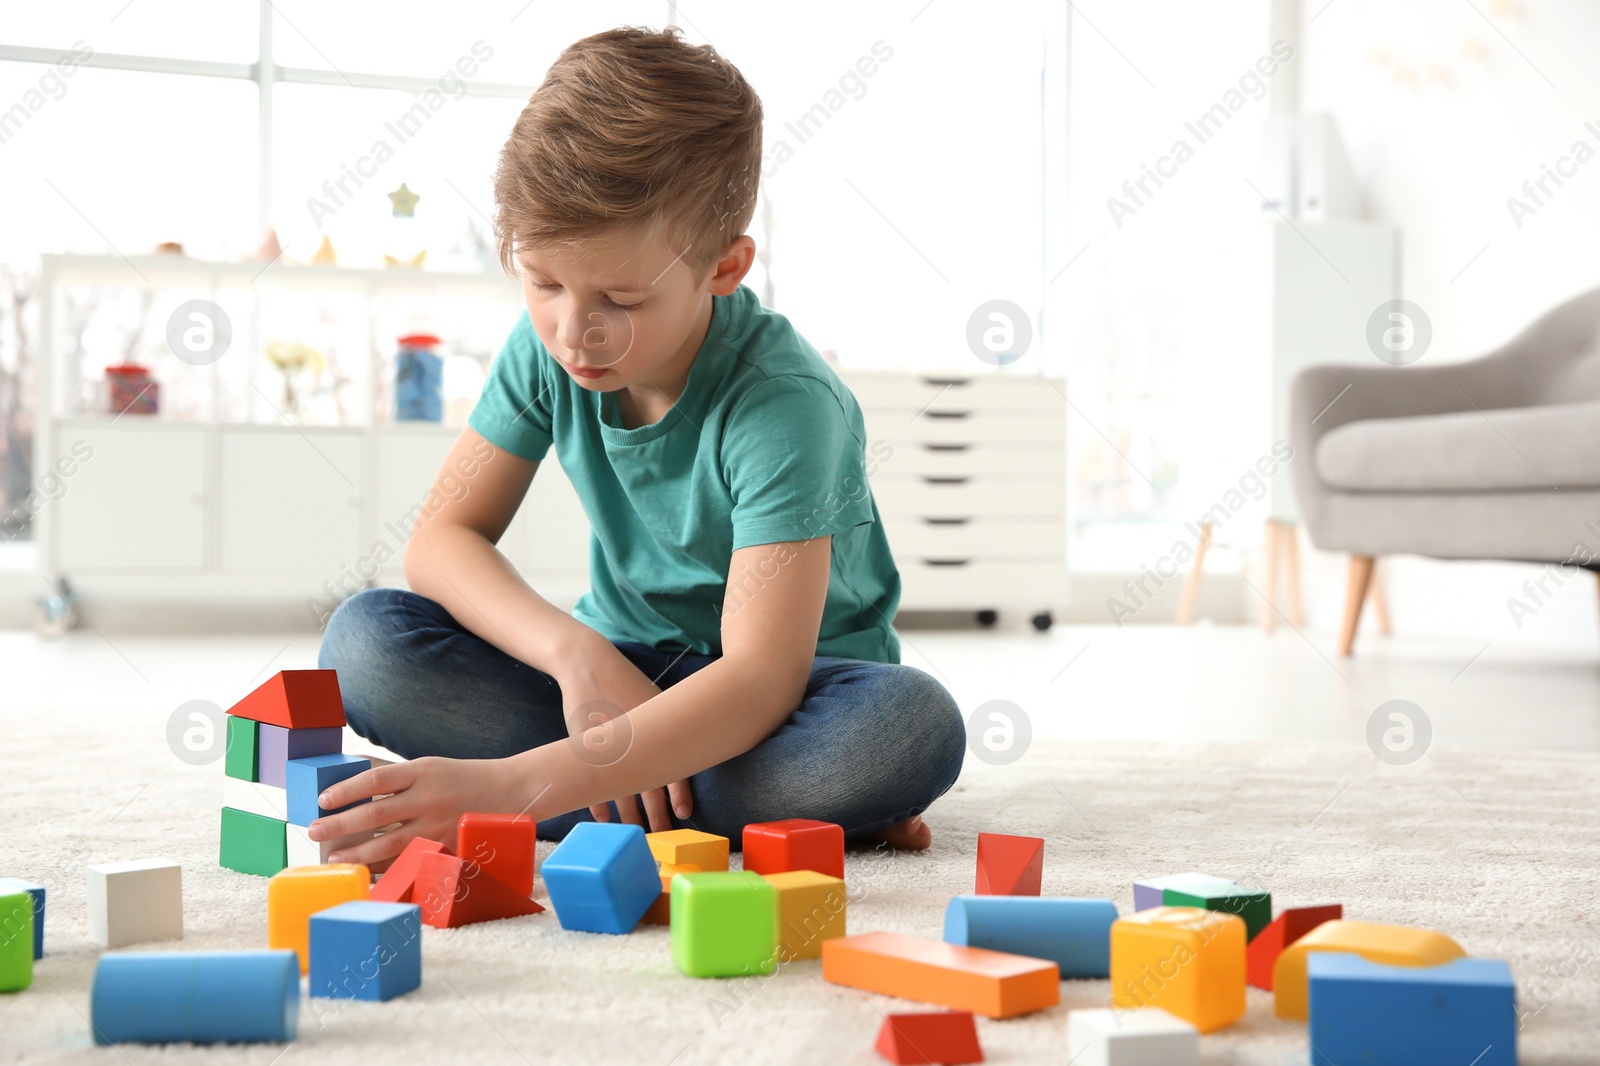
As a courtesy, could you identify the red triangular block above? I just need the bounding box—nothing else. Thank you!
[1247,903,1342,989]
[975,833,1043,896]
[415,852,544,928]
[228,669,346,729]
[371,837,452,904]
[875,1011,984,1065]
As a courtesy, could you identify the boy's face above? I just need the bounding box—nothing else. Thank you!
[516,226,748,396]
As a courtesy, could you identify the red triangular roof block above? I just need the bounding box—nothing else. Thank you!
[414,852,544,928]
[975,833,1043,896]
[371,836,453,904]
[1247,904,1343,989]
[874,1011,984,1065]
[227,669,346,729]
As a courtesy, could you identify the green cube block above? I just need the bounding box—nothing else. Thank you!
[1164,885,1272,941]
[225,717,259,781]
[0,889,33,992]
[670,871,778,978]
[219,807,287,877]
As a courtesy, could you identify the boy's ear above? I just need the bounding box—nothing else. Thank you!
[705,235,757,296]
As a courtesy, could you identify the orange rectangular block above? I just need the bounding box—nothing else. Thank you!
[228,670,346,729]
[822,931,1058,1019]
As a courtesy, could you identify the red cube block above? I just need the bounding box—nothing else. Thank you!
[875,1011,984,1064]
[974,833,1043,896]
[457,813,537,896]
[743,819,845,879]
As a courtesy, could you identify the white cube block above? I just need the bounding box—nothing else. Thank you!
[86,859,183,948]
[1066,1007,1198,1066]
[222,776,289,821]
[285,823,372,867]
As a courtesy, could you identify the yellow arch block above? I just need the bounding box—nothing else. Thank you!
[1272,920,1465,1020]
[1111,906,1247,1033]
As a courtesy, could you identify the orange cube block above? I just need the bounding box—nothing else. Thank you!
[1247,904,1342,990]
[822,931,1058,1019]
[370,837,451,904]
[646,829,729,871]
[743,819,844,879]
[457,813,536,896]
[267,863,370,973]
[975,833,1043,896]
[875,1011,984,1064]
[414,852,544,928]
[228,669,345,729]
[641,862,700,927]
[1272,919,1465,1020]
[1110,906,1246,1033]
[763,870,847,961]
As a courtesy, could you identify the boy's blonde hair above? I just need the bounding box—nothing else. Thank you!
[493,25,763,281]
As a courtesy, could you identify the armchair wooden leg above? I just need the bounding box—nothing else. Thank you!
[1260,520,1282,632]
[1283,524,1305,627]
[1339,555,1376,657]
[1369,565,1392,635]
[1175,522,1213,625]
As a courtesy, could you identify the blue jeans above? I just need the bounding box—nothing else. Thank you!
[316,588,967,846]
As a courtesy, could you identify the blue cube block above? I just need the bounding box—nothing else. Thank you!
[1308,952,1517,1066]
[0,879,45,960]
[541,822,660,934]
[944,895,1119,978]
[285,754,370,827]
[308,901,422,1002]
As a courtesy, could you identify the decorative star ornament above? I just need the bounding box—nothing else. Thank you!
[388,183,420,218]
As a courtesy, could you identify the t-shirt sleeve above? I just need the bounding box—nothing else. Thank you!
[467,310,555,461]
[723,374,877,550]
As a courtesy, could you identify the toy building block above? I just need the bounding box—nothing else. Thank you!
[670,871,779,977]
[1272,919,1465,1021]
[0,889,33,991]
[285,754,371,827]
[458,813,537,895]
[1162,884,1272,941]
[91,950,299,1044]
[1131,872,1233,913]
[257,724,342,788]
[647,828,730,871]
[87,859,183,949]
[1110,906,1246,1033]
[743,819,844,879]
[1247,904,1342,989]
[287,823,372,868]
[762,870,847,961]
[874,1010,984,1065]
[541,822,660,934]
[267,864,370,973]
[822,931,1060,1019]
[223,775,288,821]
[220,807,288,877]
[309,901,423,1002]
[945,895,1118,978]
[370,837,451,904]
[642,862,701,926]
[975,833,1043,896]
[1065,1007,1199,1066]
[1307,954,1516,1066]
[225,716,259,781]
[0,878,45,960]
[414,851,544,928]
[228,668,345,729]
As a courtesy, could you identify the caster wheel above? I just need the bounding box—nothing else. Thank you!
[976,609,999,627]
[1030,611,1054,632]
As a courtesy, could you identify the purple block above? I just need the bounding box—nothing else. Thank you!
[1133,871,1235,911]
[257,725,342,788]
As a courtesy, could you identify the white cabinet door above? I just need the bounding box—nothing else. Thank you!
[219,428,363,574]
[54,422,206,571]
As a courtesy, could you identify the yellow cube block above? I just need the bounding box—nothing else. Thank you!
[267,863,370,973]
[761,870,847,962]
[1111,906,1246,1033]
[647,829,729,871]
[1272,920,1465,1020]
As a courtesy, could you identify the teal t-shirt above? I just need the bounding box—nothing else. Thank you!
[467,283,902,664]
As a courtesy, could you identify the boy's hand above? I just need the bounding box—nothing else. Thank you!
[307,755,520,870]
[559,639,694,833]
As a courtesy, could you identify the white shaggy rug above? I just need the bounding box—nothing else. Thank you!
[3,715,1597,1064]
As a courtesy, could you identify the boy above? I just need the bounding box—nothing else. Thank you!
[312,26,965,869]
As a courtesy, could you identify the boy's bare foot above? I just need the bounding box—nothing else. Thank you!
[867,814,933,851]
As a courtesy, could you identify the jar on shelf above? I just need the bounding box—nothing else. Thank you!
[394,333,443,422]
[105,364,159,416]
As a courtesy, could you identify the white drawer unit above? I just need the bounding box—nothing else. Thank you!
[840,370,1067,631]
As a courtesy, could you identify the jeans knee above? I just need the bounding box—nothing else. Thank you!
[317,588,412,737]
[886,665,967,797]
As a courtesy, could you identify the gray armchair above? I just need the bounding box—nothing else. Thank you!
[1290,286,1600,654]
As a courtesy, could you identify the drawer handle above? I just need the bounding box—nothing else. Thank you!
[922,475,970,485]
[923,517,971,526]
[923,557,972,566]
[925,410,973,420]
[921,376,971,387]
[922,443,972,452]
